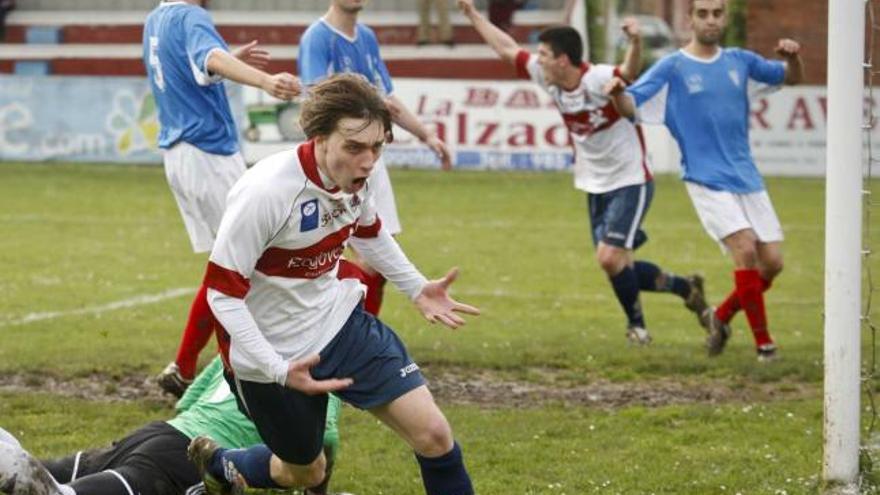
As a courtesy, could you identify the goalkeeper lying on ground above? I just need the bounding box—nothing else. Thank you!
[0,356,345,495]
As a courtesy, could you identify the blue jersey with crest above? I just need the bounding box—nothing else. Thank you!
[297,18,393,95]
[626,48,785,193]
[143,2,239,155]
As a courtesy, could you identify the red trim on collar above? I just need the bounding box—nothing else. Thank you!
[297,140,340,193]
[580,62,590,76]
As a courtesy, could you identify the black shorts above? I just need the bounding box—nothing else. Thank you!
[587,181,654,250]
[227,304,425,465]
[42,421,200,495]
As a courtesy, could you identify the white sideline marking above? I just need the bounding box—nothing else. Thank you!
[0,287,195,328]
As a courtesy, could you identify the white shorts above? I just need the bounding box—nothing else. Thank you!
[685,181,784,245]
[163,142,247,253]
[370,156,402,235]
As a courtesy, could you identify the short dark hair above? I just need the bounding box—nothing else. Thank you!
[299,74,392,140]
[537,26,583,66]
[689,0,726,14]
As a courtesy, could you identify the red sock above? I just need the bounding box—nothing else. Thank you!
[733,269,773,348]
[337,260,383,316]
[715,276,772,323]
[363,272,386,316]
[174,284,217,379]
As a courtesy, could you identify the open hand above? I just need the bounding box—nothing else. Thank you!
[263,72,301,100]
[285,354,353,395]
[457,0,476,15]
[234,40,271,70]
[414,268,481,329]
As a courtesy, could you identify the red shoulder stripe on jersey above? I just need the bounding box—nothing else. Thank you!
[255,222,356,279]
[353,216,383,238]
[514,50,532,80]
[204,261,251,299]
[298,140,340,193]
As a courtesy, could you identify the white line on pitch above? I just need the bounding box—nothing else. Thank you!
[0,287,196,328]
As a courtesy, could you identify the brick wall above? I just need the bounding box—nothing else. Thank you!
[746,0,827,85]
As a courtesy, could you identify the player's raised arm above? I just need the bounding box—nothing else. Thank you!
[206,50,301,100]
[776,38,804,85]
[616,17,643,82]
[457,0,521,64]
[604,77,636,118]
[385,94,452,170]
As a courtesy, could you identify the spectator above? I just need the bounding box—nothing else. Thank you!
[0,0,15,42]
[418,0,454,46]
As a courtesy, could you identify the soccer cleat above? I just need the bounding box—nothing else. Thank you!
[0,441,67,495]
[684,275,710,324]
[703,308,732,357]
[626,326,652,346]
[188,436,246,495]
[157,361,193,398]
[757,343,779,362]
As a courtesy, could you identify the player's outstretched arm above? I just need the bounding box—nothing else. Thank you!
[617,17,642,81]
[386,94,453,170]
[206,50,301,100]
[233,39,271,70]
[776,38,804,85]
[457,0,521,64]
[604,76,636,118]
[414,268,481,329]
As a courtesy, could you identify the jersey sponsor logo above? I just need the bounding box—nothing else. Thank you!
[400,362,420,378]
[562,102,621,136]
[256,223,356,279]
[300,199,319,232]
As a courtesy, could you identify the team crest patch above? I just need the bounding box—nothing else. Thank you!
[686,74,704,94]
[300,199,319,232]
[728,69,741,87]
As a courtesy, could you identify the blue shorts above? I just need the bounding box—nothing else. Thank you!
[226,304,425,465]
[587,181,654,250]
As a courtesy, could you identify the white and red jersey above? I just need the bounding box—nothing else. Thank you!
[204,141,427,384]
[515,50,651,194]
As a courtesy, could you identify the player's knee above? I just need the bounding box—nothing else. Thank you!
[730,242,759,268]
[763,257,784,280]
[411,416,454,458]
[596,248,624,275]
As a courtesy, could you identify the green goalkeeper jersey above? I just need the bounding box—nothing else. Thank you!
[166,356,341,455]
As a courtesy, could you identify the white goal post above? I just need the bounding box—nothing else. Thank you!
[823,0,866,488]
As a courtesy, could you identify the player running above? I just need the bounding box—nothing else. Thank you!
[0,357,345,495]
[296,0,454,316]
[458,0,711,349]
[186,74,479,495]
[143,0,301,397]
[606,0,804,360]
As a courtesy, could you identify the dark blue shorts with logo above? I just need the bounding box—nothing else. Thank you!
[226,304,425,465]
[587,181,654,250]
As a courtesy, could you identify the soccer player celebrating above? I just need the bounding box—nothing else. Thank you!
[0,357,345,495]
[143,0,301,397]
[458,0,711,347]
[606,0,804,360]
[187,74,479,495]
[297,0,454,316]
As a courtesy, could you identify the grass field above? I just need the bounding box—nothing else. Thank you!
[0,161,876,494]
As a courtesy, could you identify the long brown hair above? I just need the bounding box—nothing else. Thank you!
[299,74,392,141]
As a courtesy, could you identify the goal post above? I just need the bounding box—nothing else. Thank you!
[823,0,866,487]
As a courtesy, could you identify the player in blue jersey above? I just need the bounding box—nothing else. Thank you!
[144,0,302,397]
[606,0,804,360]
[297,0,454,317]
